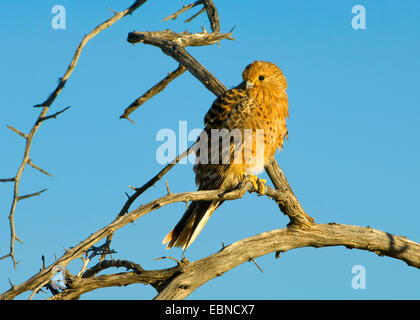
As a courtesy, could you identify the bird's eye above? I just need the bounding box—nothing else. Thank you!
[259,75,265,81]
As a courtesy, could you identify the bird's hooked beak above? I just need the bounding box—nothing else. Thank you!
[245,80,254,89]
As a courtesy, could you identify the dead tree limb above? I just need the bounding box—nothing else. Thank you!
[47,221,420,300]
[154,223,420,300]
[2,180,419,300]
[120,64,187,123]
[0,0,147,269]
[203,0,220,33]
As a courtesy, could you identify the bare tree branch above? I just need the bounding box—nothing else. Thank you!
[118,142,197,218]
[0,181,255,300]
[120,64,186,122]
[5,125,28,139]
[163,1,203,22]
[100,141,198,261]
[34,1,147,109]
[25,224,420,300]
[82,259,144,278]
[27,159,54,177]
[1,177,419,300]
[141,38,227,96]
[36,106,71,124]
[162,0,220,33]
[265,159,315,229]
[121,26,234,123]
[203,0,220,32]
[184,7,206,23]
[1,0,148,269]
[127,30,234,47]
[18,188,48,201]
[154,223,420,300]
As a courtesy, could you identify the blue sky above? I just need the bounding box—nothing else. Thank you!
[1,0,419,299]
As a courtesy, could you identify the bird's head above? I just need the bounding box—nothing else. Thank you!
[241,61,287,91]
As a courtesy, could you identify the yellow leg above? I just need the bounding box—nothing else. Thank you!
[244,173,267,195]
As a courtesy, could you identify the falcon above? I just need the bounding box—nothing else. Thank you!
[163,61,289,250]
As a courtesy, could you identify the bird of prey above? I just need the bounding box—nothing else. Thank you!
[163,61,289,251]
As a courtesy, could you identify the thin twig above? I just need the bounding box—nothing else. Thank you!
[163,1,203,22]
[184,7,206,23]
[6,125,28,139]
[18,189,48,201]
[34,1,147,108]
[118,142,197,217]
[27,159,54,177]
[28,279,50,300]
[155,256,181,264]
[106,7,118,15]
[77,257,90,278]
[120,64,186,121]
[8,279,15,290]
[37,106,71,124]
[165,180,171,195]
[249,257,264,273]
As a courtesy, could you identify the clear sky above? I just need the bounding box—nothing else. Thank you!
[1,0,419,299]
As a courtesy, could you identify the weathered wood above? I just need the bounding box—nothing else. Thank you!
[155,224,420,299]
[265,159,315,228]
[2,180,420,300]
[127,30,233,47]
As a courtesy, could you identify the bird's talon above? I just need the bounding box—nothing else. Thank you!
[245,175,266,195]
[258,179,267,195]
[256,179,267,195]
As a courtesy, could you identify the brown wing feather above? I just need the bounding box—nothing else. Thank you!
[204,87,247,127]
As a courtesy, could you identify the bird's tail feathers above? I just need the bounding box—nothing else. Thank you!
[162,200,220,251]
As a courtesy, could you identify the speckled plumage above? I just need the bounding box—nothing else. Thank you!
[163,61,289,250]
